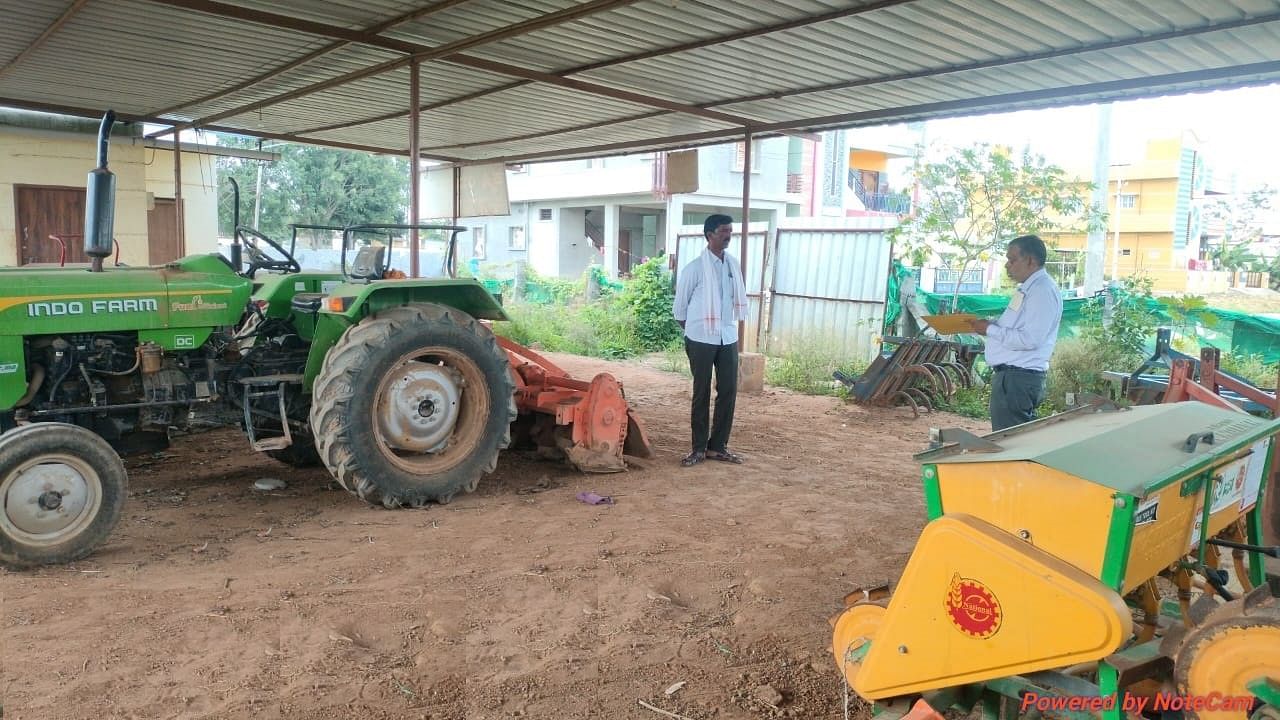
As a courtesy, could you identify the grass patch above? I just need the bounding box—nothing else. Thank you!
[658,339,691,377]
[764,335,866,397]
[935,385,991,420]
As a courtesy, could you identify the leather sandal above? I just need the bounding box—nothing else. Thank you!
[706,449,745,464]
[681,450,705,467]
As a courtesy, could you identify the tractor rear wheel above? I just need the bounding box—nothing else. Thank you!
[0,423,128,568]
[310,304,515,508]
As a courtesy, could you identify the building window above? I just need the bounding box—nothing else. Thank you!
[1119,193,1138,210]
[509,226,526,251]
[733,140,763,173]
[472,226,486,260]
[1120,248,1132,256]
[538,208,552,221]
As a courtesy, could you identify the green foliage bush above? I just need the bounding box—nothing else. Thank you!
[493,257,673,361]
[619,257,682,351]
[1042,337,1130,412]
[1220,352,1279,388]
[1080,275,1159,367]
[936,385,991,420]
[765,335,866,397]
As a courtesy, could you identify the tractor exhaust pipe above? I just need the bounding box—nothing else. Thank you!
[84,110,117,272]
[227,177,242,273]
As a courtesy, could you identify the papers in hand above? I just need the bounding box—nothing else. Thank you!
[920,313,979,335]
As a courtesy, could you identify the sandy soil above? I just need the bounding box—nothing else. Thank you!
[1,353,985,720]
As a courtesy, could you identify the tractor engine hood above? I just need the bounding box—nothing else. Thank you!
[0,254,252,335]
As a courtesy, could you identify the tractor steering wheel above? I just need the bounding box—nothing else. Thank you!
[237,227,302,277]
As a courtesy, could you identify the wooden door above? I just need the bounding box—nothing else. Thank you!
[14,185,87,265]
[148,198,182,264]
[618,229,631,273]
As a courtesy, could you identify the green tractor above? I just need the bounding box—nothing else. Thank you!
[0,111,650,568]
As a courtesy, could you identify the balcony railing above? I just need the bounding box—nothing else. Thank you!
[849,170,911,213]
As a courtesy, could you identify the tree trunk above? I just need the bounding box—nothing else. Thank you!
[949,257,977,311]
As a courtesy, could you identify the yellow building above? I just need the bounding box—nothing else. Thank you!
[0,110,268,268]
[1048,137,1230,293]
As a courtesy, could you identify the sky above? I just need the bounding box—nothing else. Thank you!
[913,82,1280,192]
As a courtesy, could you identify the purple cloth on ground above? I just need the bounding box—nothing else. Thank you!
[576,491,615,506]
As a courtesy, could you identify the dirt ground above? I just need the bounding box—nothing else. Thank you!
[1,352,986,720]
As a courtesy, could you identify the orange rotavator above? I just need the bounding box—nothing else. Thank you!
[498,336,652,473]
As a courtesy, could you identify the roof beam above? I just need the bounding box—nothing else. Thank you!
[420,9,1280,154]
[287,0,921,136]
[199,123,463,163]
[441,55,754,126]
[148,0,477,118]
[144,0,645,136]
[472,60,1280,165]
[0,0,91,79]
[140,0,418,51]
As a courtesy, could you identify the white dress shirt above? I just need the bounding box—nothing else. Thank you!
[985,268,1062,371]
[673,249,740,346]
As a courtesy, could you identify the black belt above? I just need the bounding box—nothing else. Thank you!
[991,364,1045,375]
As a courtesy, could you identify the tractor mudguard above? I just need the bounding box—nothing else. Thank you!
[300,279,509,390]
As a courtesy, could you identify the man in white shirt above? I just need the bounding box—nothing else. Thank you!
[968,235,1062,431]
[672,214,749,467]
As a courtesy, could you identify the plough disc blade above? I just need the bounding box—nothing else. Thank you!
[624,408,654,459]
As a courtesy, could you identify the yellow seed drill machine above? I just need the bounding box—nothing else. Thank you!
[832,400,1280,720]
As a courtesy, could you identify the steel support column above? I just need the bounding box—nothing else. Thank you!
[739,130,751,352]
[409,59,421,278]
[174,127,185,256]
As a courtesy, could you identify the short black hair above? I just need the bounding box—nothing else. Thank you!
[1008,234,1047,266]
[704,213,733,238]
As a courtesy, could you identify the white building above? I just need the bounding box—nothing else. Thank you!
[427,126,921,280]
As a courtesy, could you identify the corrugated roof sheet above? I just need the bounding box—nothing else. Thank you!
[0,0,1278,164]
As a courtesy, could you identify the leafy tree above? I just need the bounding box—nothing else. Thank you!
[891,143,1104,306]
[1080,274,1159,364]
[215,136,410,245]
[1156,294,1217,349]
[1203,184,1274,273]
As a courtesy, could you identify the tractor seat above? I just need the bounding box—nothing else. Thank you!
[350,245,386,281]
[291,293,325,313]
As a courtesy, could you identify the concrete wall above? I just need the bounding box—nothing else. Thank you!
[143,148,220,255]
[696,138,789,200]
[0,126,218,267]
[455,202,530,277]
[557,207,596,278]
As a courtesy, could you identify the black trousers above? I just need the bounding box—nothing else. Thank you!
[989,368,1045,431]
[685,337,738,453]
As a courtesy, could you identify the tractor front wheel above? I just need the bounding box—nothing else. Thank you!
[310,304,516,507]
[0,423,128,568]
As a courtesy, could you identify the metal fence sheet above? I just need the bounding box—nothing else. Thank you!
[672,221,893,360]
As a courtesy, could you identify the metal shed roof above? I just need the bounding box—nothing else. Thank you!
[2,0,1279,165]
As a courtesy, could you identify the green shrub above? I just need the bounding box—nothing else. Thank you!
[1042,336,1131,412]
[936,385,991,420]
[1220,352,1278,388]
[495,302,588,355]
[765,335,866,396]
[619,257,682,352]
[1080,275,1159,365]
